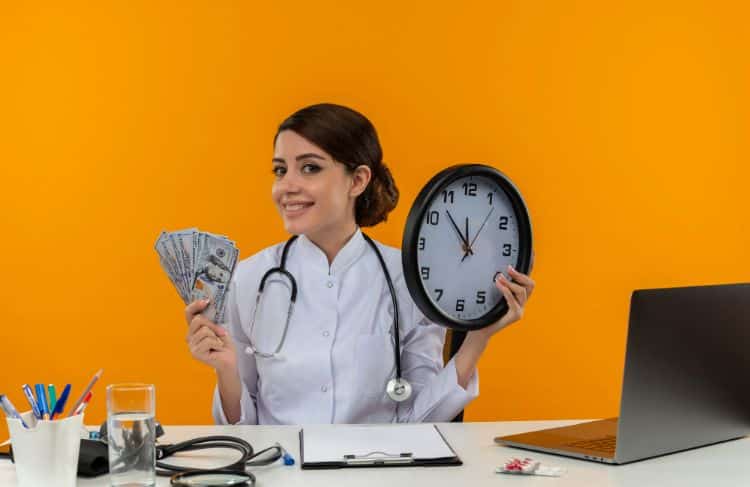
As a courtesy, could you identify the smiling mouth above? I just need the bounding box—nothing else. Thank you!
[283,202,314,213]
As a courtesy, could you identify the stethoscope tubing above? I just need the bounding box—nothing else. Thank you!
[250,233,409,400]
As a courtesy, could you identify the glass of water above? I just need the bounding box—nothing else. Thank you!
[106,383,156,487]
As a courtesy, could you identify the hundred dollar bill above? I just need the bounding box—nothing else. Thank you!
[154,229,239,315]
[191,233,239,323]
[154,231,189,302]
[172,228,198,291]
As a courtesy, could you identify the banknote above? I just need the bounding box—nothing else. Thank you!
[154,232,188,302]
[154,228,239,324]
[191,233,239,323]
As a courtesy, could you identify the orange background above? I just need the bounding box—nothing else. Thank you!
[1,1,748,438]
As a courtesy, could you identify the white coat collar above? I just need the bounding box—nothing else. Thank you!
[296,228,367,276]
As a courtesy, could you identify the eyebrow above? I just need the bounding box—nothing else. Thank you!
[272,153,327,164]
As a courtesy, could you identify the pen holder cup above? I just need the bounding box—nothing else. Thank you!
[6,411,83,487]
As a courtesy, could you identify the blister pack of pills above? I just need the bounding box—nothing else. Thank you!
[495,457,565,476]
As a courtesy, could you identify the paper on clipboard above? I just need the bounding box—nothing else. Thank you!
[301,423,457,464]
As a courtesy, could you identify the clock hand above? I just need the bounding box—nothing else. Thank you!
[468,207,495,250]
[446,210,473,257]
[461,217,473,262]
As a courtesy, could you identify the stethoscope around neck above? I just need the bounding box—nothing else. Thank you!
[246,233,412,402]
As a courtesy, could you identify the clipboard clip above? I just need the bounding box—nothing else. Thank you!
[343,451,414,465]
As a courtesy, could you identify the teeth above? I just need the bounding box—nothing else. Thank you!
[285,203,309,211]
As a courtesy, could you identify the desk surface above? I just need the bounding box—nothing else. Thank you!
[1,420,747,486]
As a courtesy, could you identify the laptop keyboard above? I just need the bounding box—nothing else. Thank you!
[565,435,617,453]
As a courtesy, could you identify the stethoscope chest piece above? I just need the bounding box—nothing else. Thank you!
[386,377,412,402]
[170,470,255,486]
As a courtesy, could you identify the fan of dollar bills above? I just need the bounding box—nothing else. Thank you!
[154,228,239,323]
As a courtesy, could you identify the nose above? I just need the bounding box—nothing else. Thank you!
[273,170,302,198]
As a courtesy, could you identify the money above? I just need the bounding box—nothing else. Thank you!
[154,228,239,323]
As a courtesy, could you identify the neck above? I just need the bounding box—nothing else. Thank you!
[307,221,359,265]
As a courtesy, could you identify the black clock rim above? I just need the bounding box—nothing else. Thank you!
[401,164,534,331]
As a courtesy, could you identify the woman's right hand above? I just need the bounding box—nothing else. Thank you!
[185,299,238,373]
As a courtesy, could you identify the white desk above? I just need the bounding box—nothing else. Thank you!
[1,420,747,486]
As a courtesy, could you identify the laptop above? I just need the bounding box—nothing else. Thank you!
[496,283,750,464]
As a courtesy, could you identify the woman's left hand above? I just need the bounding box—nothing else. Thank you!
[469,264,535,342]
[453,264,535,389]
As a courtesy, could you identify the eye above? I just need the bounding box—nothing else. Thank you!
[272,166,286,177]
[301,163,321,174]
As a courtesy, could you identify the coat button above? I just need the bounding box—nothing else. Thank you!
[322,331,330,337]
[321,385,328,392]
[326,281,334,288]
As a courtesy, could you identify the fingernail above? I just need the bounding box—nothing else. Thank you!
[508,264,515,271]
[202,299,210,305]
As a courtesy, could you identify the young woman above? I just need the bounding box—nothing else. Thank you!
[185,103,535,424]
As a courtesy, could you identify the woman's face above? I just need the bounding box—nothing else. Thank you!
[272,130,360,238]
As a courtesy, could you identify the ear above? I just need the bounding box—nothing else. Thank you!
[349,165,372,198]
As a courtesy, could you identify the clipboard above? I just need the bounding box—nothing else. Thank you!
[299,423,462,469]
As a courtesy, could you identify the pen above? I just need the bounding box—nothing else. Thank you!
[68,369,102,417]
[35,384,50,420]
[48,384,57,413]
[0,394,28,428]
[73,391,92,416]
[21,384,42,420]
[50,384,71,420]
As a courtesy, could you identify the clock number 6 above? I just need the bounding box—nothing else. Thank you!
[456,299,465,312]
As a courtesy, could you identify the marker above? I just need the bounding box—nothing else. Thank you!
[35,384,50,420]
[0,394,28,428]
[21,384,41,420]
[68,369,102,418]
[48,384,57,412]
[50,384,71,420]
[73,391,92,416]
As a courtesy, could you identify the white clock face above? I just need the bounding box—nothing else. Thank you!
[416,175,521,321]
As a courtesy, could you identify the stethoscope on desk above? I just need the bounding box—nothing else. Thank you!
[246,233,413,402]
[98,421,288,486]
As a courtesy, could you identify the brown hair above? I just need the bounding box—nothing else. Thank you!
[274,103,399,227]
